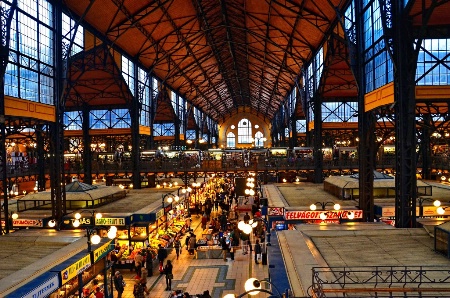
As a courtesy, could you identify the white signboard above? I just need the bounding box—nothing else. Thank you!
[23,275,59,298]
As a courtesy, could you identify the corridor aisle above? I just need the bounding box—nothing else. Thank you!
[116,211,269,298]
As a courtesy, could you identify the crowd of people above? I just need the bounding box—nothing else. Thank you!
[111,176,267,298]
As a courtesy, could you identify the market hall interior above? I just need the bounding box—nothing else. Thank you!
[3,0,450,297]
[3,178,450,298]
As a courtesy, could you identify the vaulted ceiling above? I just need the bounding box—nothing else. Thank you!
[64,0,349,122]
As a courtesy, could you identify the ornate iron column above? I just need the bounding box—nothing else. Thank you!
[313,96,323,183]
[0,0,16,234]
[355,0,375,222]
[36,125,46,191]
[50,0,66,222]
[82,104,92,185]
[392,1,417,228]
[420,114,432,180]
[131,63,141,189]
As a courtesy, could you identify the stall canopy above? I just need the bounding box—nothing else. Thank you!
[17,181,127,211]
[324,171,432,199]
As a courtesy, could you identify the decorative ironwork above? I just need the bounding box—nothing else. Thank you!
[311,266,450,298]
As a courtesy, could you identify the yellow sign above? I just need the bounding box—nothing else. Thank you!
[61,254,91,284]
[156,209,164,220]
[93,240,114,263]
[95,217,125,226]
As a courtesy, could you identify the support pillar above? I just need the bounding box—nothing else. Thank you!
[82,105,92,184]
[313,97,323,183]
[355,0,375,222]
[131,67,141,189]
[420,114,432,180]
[0,0,16,234]
[393,2,417,228]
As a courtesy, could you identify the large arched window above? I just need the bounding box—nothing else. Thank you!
[254,131,264,147]
[227,132,236,148]
[238,118,252,144]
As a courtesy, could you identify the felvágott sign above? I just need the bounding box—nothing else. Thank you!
[284,210,363,220]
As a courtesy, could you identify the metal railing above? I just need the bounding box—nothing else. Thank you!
[310,266,450,298]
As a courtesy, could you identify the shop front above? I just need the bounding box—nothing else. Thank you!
[6,239,115,298]
[5,272,60,298]
[113,212,157,271]
[48,239,115,298]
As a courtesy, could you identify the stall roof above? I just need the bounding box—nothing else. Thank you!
[65,180,98,192]
[0,230,86,297]
[17,185,126,211]
[325,175,431,190]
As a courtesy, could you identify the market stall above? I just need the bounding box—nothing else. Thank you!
[16,239,116,298]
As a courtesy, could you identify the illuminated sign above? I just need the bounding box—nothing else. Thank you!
[268,207,284,216]
[13,219,43,227]
[95,217,125,226]
[93,240,114,263]
[61,254,91,284]
[284,210,363,220]
[380,207,395,217]
[156,209,164,220]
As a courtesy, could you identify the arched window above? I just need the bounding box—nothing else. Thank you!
[238,118,252,144]
[255,131,264,147]
[227,132,236,148]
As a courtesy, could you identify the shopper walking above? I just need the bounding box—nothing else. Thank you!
[134,251,143,279]
[133,279,145,298]
[164,259,174,291]
[157,244,168,273]
[188,233,197,255]
[241,232,249,255]
[113,271,125,298]
[221,236,229,261]
[254,239,262,264]
[201,213,208,230]
[174,237,182,260]
[229,238,235,261]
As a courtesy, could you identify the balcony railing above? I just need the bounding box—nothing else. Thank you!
[311,266,450,298]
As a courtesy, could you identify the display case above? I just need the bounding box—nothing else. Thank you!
[269,147,288,158]
[196,245,224,259]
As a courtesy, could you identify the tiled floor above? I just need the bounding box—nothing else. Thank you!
[115,211,269,298]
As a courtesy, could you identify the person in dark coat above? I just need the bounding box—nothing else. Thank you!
[113,271,125,298]
[157,244,167,273]
[243,212,250,223]
[164,260,173,291]
[254,239,262,264]
[220,213,228,231]
[221,236,229,261]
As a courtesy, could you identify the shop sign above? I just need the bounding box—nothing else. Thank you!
[22,275,59,298]
[421,206,439,216]
[268,207,284,216]
[61,254,91,285]
[380,207,395,217]
[13,218,43,227]
[95,217,125,226]
[164,205,172,213]
[61,217,93,228]
[93,240,114,263]
[284,210,363,220]
[156,209,164,220]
